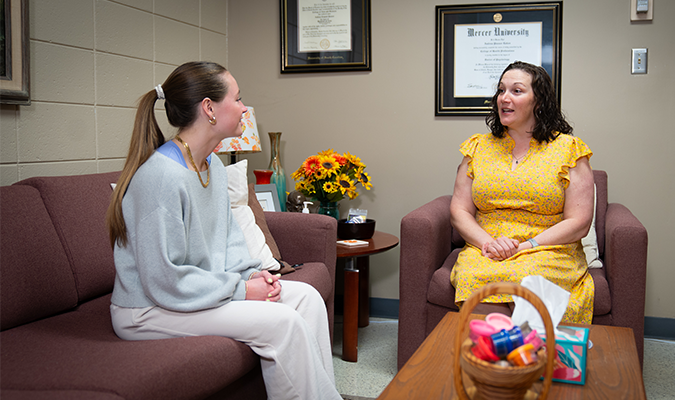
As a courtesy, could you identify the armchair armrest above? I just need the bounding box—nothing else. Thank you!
[398,195,456,368]
[603,202,648,365]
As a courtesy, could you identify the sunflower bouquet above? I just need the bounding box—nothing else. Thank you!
[291,149,372,203]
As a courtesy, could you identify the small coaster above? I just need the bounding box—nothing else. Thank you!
[337,239,369,247]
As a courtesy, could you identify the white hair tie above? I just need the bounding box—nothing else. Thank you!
[155,84,165,100]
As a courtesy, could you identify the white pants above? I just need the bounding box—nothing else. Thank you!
[111,281,341,400]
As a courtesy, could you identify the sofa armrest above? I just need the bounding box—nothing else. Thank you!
[264,212,337,268]
[264,212,338,344]
[398,195,456,369]
[603,202,648,365]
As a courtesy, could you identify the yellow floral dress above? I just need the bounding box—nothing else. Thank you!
[450,132,595,324]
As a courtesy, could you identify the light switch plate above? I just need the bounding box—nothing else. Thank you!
[631,0,653,21]
[632,48,648,74]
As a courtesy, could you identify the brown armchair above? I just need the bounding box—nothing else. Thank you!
[397,170,648,369]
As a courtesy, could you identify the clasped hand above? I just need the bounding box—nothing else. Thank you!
[481,237,523,261]
[245,270,282,302]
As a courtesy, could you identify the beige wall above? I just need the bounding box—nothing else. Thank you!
[1,0,673,320]
[0,0,228,182]
[228,0,675,319]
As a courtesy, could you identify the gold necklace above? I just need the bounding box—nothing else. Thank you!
[175,136,210,188]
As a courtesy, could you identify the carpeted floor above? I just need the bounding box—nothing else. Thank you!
[642,338,675,399]
[333,317,397,399]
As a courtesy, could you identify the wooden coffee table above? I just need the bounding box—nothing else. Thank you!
[378,312,646,399]
[337,231,398,362]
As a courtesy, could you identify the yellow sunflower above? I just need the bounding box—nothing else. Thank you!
[336,174,356,194]
[344,152,365,169]
[355,169,372,190]
[295,180,315,195]
[346,187,358,200]
[323,181,339,193]
[314,167,328,180]
[318,155,340,176]
[318,148,336,157]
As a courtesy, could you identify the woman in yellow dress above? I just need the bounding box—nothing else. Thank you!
[449,61,595,324]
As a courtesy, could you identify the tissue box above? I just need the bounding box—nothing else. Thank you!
[540,325,589,385]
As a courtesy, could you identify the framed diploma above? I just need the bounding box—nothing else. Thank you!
[436,2,562,116]
[280,0,371,73]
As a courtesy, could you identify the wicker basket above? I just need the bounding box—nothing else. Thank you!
[452,283,556,400]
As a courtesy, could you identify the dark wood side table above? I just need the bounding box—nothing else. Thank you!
[336,231,399,362]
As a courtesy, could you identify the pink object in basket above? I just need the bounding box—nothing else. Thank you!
[469,320,499,343]
[485,313,514,331]
[524,329,544,351]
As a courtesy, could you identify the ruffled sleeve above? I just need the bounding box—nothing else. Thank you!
[459,134,483,179]
[558,135,593,187]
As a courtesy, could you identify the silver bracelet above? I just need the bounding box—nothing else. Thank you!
[527,238,539,248]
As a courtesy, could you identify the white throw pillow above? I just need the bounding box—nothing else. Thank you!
[225,159,280,271]
[582,184,603,268]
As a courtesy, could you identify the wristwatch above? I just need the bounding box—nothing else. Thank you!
[527,238,539,248]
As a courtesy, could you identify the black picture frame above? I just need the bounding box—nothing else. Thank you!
[436,2,562,116]
[0,0,30,105]
[280,0,371,73]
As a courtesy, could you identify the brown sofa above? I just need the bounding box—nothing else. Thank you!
[0,171,337,400]
[398,170,648,370]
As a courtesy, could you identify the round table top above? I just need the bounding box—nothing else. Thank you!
[336,231,399,258]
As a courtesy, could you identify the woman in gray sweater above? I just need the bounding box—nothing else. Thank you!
[106,61,341,400]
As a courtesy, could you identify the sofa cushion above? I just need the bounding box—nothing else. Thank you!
[16,172,122,304]
[0,295,258,400]
[0,186,78,331]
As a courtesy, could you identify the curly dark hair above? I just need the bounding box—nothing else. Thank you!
[485,61,572,143]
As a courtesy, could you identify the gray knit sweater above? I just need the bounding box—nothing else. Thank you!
[111,152,261,312]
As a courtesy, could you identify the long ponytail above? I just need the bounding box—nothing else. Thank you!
[106,90,165,248]
[106,61,228,249]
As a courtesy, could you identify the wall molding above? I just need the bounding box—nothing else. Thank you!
[644,316,675,340]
